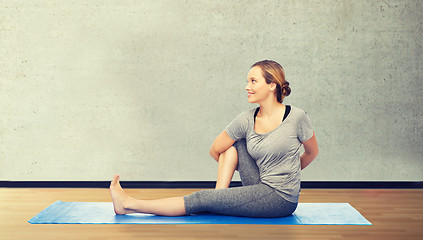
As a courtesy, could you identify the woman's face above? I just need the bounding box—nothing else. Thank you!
[245,66,276,104]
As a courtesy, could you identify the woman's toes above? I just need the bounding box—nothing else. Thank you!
[109,175,131,215]
[111,174,120,187]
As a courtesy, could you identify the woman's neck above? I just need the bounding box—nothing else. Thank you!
[257,98,285,118]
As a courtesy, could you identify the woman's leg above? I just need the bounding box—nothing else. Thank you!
[233,139,261,186]
[110,174,297,218]
[215,146,238,189]
[110,175,186,216]
[214,139,261,189]
[184,183,297,218]
[109,140,268,217]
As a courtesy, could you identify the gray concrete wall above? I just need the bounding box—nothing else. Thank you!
[1,0,422,181]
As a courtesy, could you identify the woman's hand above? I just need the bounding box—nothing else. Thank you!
[209,131,235,162]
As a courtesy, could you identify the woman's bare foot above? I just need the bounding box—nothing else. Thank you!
[109,174,136,215]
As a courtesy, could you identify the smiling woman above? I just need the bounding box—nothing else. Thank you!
[247,60,291,104]
[110,60,319,218]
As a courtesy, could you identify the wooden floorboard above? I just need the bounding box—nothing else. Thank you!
[1,188,422,240]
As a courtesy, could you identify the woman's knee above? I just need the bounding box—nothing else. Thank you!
[219,146,238,166]
[226,146,238,156]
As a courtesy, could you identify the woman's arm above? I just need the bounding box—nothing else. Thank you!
[209,130,236,162]
[300,132,319,170]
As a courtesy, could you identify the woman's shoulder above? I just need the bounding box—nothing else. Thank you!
[289,105,305,113]
[288,105,310,118]
[226,108,256,130]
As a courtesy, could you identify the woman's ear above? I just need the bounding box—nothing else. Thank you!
[269,82,277,92]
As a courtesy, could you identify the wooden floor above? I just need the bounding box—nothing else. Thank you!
[1,188,422,240]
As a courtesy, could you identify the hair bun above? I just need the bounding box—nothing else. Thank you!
[281,81,291,97]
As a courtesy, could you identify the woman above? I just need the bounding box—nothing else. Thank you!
[110,60,319,217]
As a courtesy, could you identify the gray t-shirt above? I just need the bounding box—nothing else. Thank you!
[224,105,314,203]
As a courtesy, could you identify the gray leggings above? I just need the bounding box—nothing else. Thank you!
[183,139,298,218]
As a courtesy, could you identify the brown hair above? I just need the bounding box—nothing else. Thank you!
[251,60,291,103]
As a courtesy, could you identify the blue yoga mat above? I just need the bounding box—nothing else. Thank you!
[28,200,371,225]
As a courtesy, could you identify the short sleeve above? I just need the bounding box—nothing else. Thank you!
[224,111,250,141]
[297,111,314,142]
